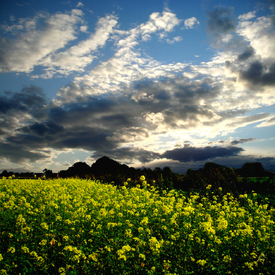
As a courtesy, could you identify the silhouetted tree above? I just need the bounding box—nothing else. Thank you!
[239,162,266,177]
[43,169,53,178]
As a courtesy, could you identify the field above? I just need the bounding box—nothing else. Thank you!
[0,177,275,274]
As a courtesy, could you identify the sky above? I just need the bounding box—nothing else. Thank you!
[0,0,275,174]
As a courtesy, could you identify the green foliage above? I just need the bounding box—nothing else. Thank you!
[179,162,240,195]
[238,177,275,208]
[0,178,274,274]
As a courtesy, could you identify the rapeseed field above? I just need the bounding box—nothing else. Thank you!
[0,177,274,274]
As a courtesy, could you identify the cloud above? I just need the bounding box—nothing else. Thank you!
[20,121,64,137]
[225,113,272,129]
[91,147,161,164]
[184,17,199,29]
[206,6,236,47]
[240,61,275,86]
[0,85,48,139]
[106,127,151,142]
[0,142,49,164]
[236,14,275,60]
[143,8,182,33]
[256,116,275,127]
[237,46,255,61]
[166,36,182,44]
[238,11,256,21]
[0,9,83,73]
[76,2,84,7]
[162,144,244,162]
[230,138,256,145]
[1,8,275,172]
[80,25,88,32]
[42,14,118,76]
[207,6,236,34]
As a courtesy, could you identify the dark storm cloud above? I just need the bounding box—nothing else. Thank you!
[271,14,275,27]
[162,145,244,162]
[52,128,116,151]
[160,105,218,129]
[0,75,223,163]
[0,87,144,161]
[173,81,220,105]
[230,138,256,145]
[0,37,12,72]
[0,142,49,164]
[240,61,275,86]
[0,72,264,166]
[13,124,116,153]
[48,96,136,128]
[0,85,47,117]
[237,46,255,61]
[133,77,222,129]
[207,6,236,35]
[20,121,64,136]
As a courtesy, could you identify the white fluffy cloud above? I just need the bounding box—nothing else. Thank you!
[0,9,84,73]
[184,17,200,29]
[41,14,118,76]
[166,36,182,44]
[236,15,275,60]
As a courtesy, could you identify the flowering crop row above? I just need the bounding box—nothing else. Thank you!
[0,177,274,274]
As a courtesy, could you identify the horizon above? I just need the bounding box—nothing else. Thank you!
[1,0,275,174]
[0,156,272,175]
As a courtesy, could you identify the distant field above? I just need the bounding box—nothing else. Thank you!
[0,178,274,274]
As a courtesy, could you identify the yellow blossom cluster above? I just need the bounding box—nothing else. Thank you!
[0,177,274,274]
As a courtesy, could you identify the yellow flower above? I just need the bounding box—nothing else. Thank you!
[223,255,232,263]
[7,247,15,254]
[0,254,3,261]
[139,253,146,260]
[105,246,111,252]
[40,222,49,230]
[58,267,66,274]
[21,246,29,253]
[244,262,254,270]
[197,259,207,266]
[140,217,149,225]
[63,235,69,242]
[149,237,163,253]
[88,252,98,262]
[39,239,47,246]
[125,229,132,238]
[56,215,62,221]
[140,175,146,181]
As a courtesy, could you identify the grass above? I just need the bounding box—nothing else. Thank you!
[0,177,274,274]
